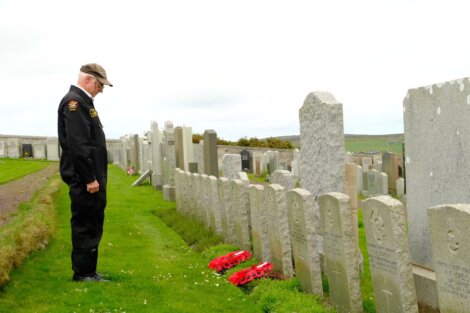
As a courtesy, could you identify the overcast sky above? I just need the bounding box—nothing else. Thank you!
[1,0,469,140]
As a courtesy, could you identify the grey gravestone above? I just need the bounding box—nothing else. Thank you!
[182,126,194,171]
[218,177,231,242]
[270,170,297,191]
[221,154,242,179]
[200,174,210,228]
[428,204,470,313]
[345,163,358,209]
[203,130,219,178]
[163,185,175,201]
[174,169,183,212]
[131,169,152,187]
[287,188,323,294]
[363,196,418,313]
[377,172,388,196]
[319,192,362,313]
[249,184,270,261]
[174,127,184,171]
[192,173,202,221]
[362,157,372,173]
[404,78,470,270]
[396,178,405,198]
[362,171,369,195]
[209,176,222,234]
[368,169,378,196]
[265,184,294,277]
[165,127,176,185]
[150,121,162,188]
[299,91,345,238]
[231,179,251,250]
[356,164,363,195]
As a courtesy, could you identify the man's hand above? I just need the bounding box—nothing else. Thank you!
[87,180,100,193]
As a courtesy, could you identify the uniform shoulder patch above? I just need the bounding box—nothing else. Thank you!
[68,100,78,111]
[89,109,98,118]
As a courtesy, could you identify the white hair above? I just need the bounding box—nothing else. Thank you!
[78,71,96,81]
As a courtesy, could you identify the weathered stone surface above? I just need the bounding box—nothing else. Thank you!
[46,137,60,161]
[150,121,162,188]
[163,185,175,201]
[356,164,363,195]
[231,179,250,250]
[377,172,388,196]
[209,175,222,234]
[362,157,372,173]
[299,92,345,249]
[192,173,202,221]
[32,143,46,159]
[428,204,470,313]
[319,192,362,313]
[404,78,470,270]
[218,177,231,242]
[164,125,176,185]
[270,170,297,191]
[203,130,219,177]
[221,154,242,179]
[200,174,210,228]
[396,177,405,198]
[363,196,418,313]
[249,184,269,261]
[174,127,184,171]
[265,184,293,277]
[287,188,323,294]
[368,169,378,196]
[182,126,194,172]
[174,168,184,212]
[345,163,358,209]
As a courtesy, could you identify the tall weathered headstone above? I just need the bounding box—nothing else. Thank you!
[203,130,218,178]
[404,78,470,269]
[182,126,194,172]
[150,121,162,189]
[209,175,222,234]
[362,157,372,173]
[319,192,362,313]
[218,177,231,242]
[164,122,176,185]
[287,188,323,294]
[299,91,345,224]
[363,196,418,313]
[174,127,184,171]
[265,184,294,277]
[428,204,470,313]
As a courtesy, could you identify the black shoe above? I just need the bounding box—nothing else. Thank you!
[73,272,110,282]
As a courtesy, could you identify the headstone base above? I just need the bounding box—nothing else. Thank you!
[412,266,439,313]
[163,185,175,201]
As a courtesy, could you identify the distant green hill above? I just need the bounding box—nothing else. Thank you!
[276,134,404,153]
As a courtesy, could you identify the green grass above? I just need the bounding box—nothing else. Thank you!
[0,158,51,185]
[345,135,404,153]
[358,208,375,313]
[155,203,336,313]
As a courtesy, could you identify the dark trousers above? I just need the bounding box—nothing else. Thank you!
[68,178,106,275]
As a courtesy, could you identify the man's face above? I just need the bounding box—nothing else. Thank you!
[85,75,104,98]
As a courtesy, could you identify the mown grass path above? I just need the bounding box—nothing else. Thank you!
[0,158,51,185]
[0,166,260,313]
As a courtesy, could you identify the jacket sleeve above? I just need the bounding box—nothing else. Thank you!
[63,100,96,184]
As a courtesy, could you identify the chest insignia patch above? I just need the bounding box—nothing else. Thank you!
[68,100,78,111]
[89,109,98,118]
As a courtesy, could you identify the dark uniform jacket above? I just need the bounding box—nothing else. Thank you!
[58,85,108,185]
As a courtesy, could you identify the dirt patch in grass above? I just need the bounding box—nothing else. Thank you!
[0,164,59,225]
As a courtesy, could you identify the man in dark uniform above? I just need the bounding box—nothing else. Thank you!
[57,63,113,282]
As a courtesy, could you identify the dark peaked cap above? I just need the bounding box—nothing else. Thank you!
[80,63,113,87]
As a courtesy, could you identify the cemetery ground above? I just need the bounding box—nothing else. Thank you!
[0,161,338,313]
